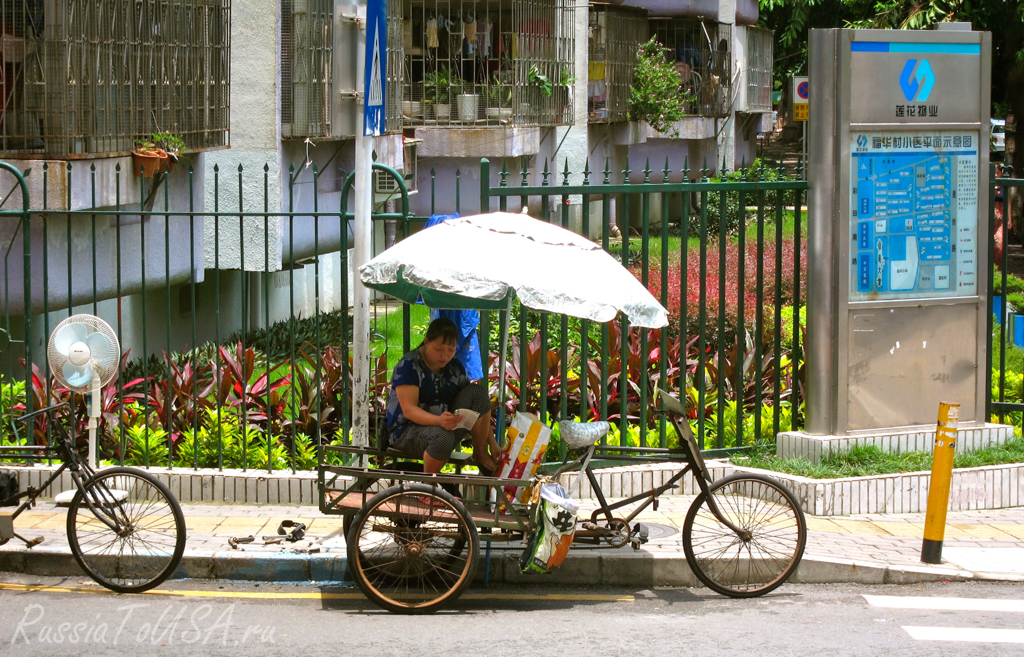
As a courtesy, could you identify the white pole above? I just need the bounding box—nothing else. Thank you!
[352,3,371,454]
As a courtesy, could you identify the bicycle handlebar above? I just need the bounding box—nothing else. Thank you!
[11,402,74,445]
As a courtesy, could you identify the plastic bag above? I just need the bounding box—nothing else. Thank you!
[520,481,578,574]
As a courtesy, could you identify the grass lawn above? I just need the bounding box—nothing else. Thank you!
[371,303,432,370]
[608,210,802,263]
[732,439,1024,479]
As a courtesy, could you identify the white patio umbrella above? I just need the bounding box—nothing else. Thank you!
[358,211,669,433]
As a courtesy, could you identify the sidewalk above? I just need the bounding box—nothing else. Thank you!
[3,495,1024,587]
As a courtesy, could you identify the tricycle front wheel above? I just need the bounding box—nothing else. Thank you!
[347,483,479,614]
[683,473,806,598]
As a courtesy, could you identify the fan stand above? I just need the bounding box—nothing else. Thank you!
[54,374,103,506]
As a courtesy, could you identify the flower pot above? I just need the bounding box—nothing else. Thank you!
[486,107,513,122]
[402,100,422,118]
[457,94,479,122]
[132,148,168,178]
[434,103,452,120]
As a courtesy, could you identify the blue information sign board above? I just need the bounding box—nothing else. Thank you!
[849,131,979,300]
[363,0,387,136]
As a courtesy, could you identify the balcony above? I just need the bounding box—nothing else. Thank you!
[394,0,576,129]
[0,0,230,158]
[587,4,646,124]
[650,17,732,119]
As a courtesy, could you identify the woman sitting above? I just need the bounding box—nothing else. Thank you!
[385,318,498,475]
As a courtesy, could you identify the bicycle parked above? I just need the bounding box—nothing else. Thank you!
[1,403,186,593]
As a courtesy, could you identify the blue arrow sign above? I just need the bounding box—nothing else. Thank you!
[364,0,387,136]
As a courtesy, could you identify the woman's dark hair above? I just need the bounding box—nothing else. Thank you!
[423,317,459,346]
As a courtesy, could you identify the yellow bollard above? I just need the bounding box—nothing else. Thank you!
[921,402,959,564]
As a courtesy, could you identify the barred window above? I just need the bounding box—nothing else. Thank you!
[396,0,575,128]
[282,0,333,138]
[587,4,646,124]
[0,0,230,157]
[746,27,772,113]
[650,18,732,118]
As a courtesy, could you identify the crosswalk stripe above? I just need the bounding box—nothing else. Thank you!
[902,627,1024,643]
[864,595,1024,613]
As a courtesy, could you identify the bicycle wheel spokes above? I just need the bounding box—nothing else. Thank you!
[68,468,186,593]
[350,485,478,613]
[684,474,806,598]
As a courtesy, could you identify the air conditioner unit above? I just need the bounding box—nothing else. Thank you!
[373,137,420,203]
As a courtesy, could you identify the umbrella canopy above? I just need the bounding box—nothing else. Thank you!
[359,212,668,328]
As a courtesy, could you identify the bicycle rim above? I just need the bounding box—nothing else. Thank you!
[67,468,186,593]
[350,485,478,613]
[684,474,806,597]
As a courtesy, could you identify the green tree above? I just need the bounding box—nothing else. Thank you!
[760,0,1024,227]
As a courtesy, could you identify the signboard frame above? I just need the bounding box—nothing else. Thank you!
[807,28,992,435]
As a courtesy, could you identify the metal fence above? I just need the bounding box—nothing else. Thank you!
[0,156,808,472]
[0,0,231,157]
[394,0,575,128]
[989,163,1024,434]
[587,4,647,124]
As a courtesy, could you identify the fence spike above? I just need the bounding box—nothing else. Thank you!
[643,157,651,183]
[682,156,690,180]
[542,159,550,186]
[582,158,591,185]
[500,158,509,186]
[623,157,632,183]
[562,158,571,186]
[90,163,96,172]
[264,163,270,172]
[662,157,671,183]
[700,158,709,181]
[239,163,244,173]
[603,158,611,185]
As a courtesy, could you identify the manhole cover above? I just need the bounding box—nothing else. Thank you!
[635,522,677,541]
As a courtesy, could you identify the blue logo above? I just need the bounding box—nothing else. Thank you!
[856,135,868,148]
[900,59,935,102]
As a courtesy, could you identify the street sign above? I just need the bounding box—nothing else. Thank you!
[793,76,808,122]
[363,0,387,136]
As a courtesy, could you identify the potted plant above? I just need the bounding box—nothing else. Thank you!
[528,66,553,121]
[424,66,463,121]
[457,86,480,123]
[555,71,576,123]
[152,132,184,173]
[131,140,168,178]
[486,71,514,122]
[629,37,690,136]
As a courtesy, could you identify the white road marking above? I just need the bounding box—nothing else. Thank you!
[864,595,1024,613]
[902,627,1024,644]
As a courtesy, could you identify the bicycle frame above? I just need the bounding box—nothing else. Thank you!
[2,404,126,536]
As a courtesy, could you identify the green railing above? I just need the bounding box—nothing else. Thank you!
[0,156,808,471]
[989,162,1024,433]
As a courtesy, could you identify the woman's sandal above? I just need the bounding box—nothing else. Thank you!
[417,495,449,509]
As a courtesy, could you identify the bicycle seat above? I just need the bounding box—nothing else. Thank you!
[558,421,610,450]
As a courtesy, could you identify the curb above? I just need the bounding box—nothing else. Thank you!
[3,546,1015,588]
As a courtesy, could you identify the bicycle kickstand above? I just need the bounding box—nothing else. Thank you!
[0,512,44,548]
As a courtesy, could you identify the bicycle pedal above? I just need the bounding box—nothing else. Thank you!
[25,537,43,548]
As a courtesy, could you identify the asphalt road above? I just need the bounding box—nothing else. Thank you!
[1,576,1023,656]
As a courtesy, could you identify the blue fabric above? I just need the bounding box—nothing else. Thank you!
[386,348,470,440]
[422,212,484,381]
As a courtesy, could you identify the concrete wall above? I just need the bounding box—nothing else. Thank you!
[0,156,206,316]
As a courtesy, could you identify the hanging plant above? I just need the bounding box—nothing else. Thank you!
[629,37,691,135]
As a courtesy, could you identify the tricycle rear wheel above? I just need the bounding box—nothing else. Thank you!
[347,483,479,614]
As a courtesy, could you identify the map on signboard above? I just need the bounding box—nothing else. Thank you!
[849,131,978,300]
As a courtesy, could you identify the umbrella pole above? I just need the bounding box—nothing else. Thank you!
[495,295,513,451]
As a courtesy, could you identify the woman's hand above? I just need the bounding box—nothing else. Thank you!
[437,411,463,431]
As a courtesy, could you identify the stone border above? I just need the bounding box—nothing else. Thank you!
[777,423,1015,464]
[5,465,326,505]
[730,461,1024,516]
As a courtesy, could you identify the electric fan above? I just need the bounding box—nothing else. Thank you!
[47,314,120,469]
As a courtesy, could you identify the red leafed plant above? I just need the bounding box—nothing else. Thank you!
[635,236,807,338]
